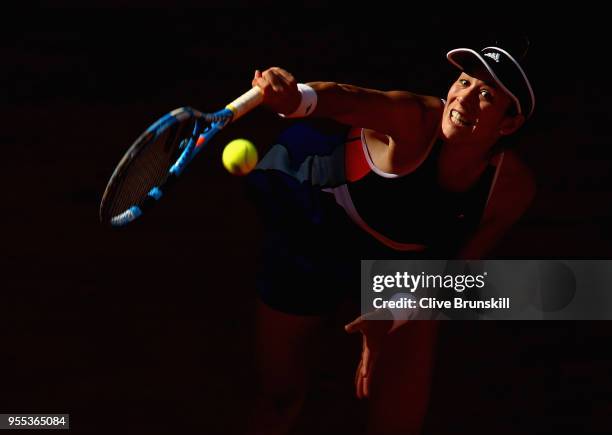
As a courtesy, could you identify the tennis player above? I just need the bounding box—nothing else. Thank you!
[246,43,536,434]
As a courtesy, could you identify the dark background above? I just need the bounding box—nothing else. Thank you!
[2,8,611,434]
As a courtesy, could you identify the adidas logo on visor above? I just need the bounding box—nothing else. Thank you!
[484,52,500,62]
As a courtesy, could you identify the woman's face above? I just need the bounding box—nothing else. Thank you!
[441,70,518,148]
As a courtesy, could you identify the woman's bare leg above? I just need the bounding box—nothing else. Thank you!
[246,299,324,435]
[366,321,440,435]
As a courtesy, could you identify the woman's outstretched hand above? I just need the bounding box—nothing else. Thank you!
[252,67,301,116]
[344,310,393,398]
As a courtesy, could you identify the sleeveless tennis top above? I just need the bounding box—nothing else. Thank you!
[249,121,503,255]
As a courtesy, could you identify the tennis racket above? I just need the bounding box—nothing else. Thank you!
[99,87,263,226]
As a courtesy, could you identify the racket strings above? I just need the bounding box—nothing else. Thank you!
[105,120,197,219]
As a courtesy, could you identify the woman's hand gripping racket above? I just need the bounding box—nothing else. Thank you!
[99,87,263,226]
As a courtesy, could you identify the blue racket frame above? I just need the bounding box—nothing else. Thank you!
[106,106,234,227]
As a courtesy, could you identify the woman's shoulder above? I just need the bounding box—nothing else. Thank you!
[408,94,445,131]
[380,95,444,174]
[383,92,444,139]
[422,94,446,112]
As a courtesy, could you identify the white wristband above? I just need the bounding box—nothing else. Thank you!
[279,83,318,118]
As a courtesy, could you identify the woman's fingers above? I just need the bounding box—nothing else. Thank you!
[272,67,296,87]
[363,373,371,398]
[251,69,263,88]
[262,69,286,92]
[361,336,379,398]
[356,368,365,399]
[355,357,363,388]
[250,67,301,115]
[354,339,376,399]
[361,346,369,377]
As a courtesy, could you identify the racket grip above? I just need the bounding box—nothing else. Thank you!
[226,87,263,121]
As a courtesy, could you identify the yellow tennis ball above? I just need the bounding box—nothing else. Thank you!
[222,138,258,176]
